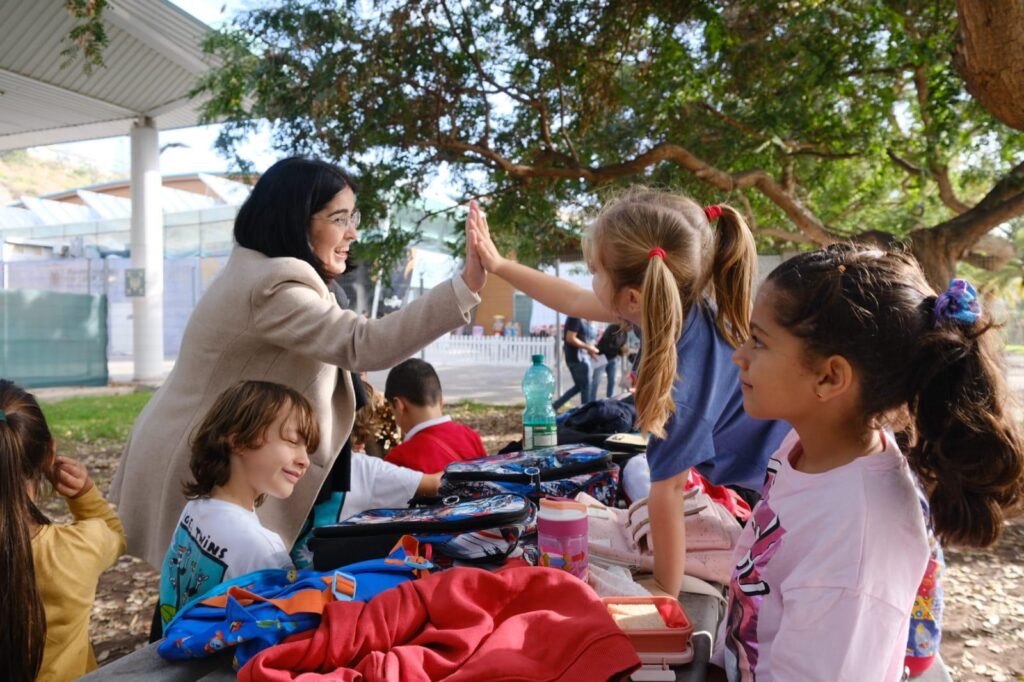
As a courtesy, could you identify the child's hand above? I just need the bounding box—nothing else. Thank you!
[461,200,488,293]
[51,455,94,499]
[466,201,506,274]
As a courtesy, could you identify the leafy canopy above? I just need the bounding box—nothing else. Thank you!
[194,0,1024,278]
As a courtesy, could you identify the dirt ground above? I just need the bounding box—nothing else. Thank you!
[49,406,1024,679]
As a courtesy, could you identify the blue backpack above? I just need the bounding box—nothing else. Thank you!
[158,536,432,670]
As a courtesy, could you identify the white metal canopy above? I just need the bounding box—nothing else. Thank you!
[0,0,216,382]
[0,0,212,150]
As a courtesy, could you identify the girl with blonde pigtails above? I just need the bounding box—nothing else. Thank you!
[468,189,790,598]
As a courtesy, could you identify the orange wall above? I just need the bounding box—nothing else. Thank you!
[474,276,516,333]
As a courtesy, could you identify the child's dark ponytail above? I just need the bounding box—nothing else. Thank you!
[768,245,1024,548]
[906,291,1024,547]
[0,379,53,682]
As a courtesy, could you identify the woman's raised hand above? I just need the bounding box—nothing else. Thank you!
[466,200,506,275]
[460,200,487,293]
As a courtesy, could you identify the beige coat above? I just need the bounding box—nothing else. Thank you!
[109,245,479,567]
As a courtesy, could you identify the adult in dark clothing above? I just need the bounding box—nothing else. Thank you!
[552,317,600,410]
[590,322,629,400]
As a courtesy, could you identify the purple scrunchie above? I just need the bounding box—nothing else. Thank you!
[933,279,981,327]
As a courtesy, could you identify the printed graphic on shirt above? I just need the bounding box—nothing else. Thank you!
[290,491,347,569]
[159,513,229,625]
[907,484,944,662]
[725,457,787,678]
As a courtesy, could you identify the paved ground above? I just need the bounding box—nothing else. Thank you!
[32,354,1024,407]
[35,358,601,405]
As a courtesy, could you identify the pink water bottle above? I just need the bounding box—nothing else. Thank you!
[537,498,589,581]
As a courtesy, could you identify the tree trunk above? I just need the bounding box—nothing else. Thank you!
[954,0,1024,131]
[907,228,961,292]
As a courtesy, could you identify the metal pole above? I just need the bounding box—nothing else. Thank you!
[419,271,426,360]
[370,209,390,319]
[130,116,165,381]
[554,260,562,397]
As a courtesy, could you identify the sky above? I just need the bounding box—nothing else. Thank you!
[22,0,462,203]
[31,1,343,181]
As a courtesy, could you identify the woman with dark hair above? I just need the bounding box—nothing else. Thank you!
[110,157,486,570]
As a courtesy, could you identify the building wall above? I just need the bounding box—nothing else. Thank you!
[474,275,516,334]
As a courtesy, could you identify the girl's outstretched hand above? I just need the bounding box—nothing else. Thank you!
[461,200,487,293]
[466,200,506,274]
[51,455,94,499]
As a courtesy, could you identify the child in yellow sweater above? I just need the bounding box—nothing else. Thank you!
[0,379,126,682]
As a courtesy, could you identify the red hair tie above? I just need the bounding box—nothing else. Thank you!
[704,205,723,222]
[647,247,667,261]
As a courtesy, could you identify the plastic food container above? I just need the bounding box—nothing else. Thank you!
[602,596,694,656]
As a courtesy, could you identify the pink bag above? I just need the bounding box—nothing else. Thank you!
[577,489,740,584]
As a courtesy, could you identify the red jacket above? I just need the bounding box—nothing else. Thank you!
[384,420,487,473]
[239,566,640,682]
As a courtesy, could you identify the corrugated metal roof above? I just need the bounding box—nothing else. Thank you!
[0,206,42,228]
[77,190,131,219]
[0,0,214,151]
[198,173,252,204]
[3,187,223,229]
[20,196,96,223]
[161,185,219,212]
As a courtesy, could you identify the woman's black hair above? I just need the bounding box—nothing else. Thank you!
[234,157,359,282]
[767,243,1024,548]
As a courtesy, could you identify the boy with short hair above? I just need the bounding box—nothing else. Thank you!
[157,380,320,631]
[383,358,487,473]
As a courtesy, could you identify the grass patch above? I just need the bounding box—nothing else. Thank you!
[448,399,524,414]
[1006,344,1024,355]
[41,391,153,444]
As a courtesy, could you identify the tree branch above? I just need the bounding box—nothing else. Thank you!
[930,160,1024,254]
[888,150,971,214]
[887,148,923,176]
[414,138,838,245]
[737,192,757,230]
[963,234,1016,270]
[556,72,581,166]
[698,102,855,159]
[929,161,970,214]
[753,227,817,244]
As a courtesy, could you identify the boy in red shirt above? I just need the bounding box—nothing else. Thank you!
[383,359,487,473]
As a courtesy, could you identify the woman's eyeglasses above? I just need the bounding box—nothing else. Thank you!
[316,208,361,230]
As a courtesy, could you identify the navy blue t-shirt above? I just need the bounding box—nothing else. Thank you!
[562,317,593,364]
[644,303,790,490]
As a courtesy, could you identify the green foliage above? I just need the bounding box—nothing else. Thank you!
[41,391,152,444]
[62,0,110,74]
[194,0,1024,269]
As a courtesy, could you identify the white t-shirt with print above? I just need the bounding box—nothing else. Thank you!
[158,497,292,625]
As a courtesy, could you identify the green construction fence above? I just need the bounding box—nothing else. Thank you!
[0,289,109,388]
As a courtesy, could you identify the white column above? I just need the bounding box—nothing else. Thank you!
[130,116,165,382]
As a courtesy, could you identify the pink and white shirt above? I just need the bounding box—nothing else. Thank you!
[718,429,929,681]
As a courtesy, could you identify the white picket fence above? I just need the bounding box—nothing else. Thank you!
[423,334,558,366]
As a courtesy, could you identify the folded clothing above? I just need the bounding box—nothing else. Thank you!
[579,490,739,584]
[239,566,641,682]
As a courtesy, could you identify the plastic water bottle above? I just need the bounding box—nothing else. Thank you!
[538,498,589,581]
[522,353,557,450]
